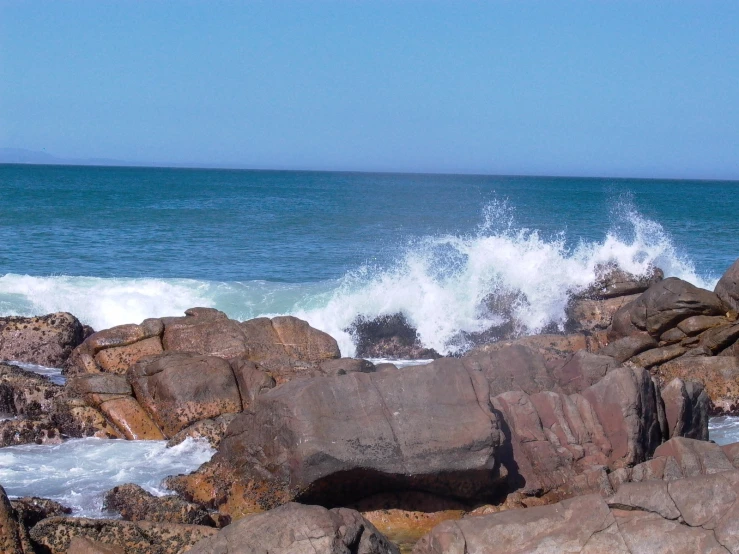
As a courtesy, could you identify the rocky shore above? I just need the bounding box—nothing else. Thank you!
[1,257,739,553]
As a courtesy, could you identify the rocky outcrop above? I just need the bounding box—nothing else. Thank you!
[29,516,217,554]
[347,314,440,359]
[716,258,739,312]
[1,484,25,554]
[188,503,400,554]
[0,312,85,367]
[414,470,739,554]
[11,497,71,530]
[215,362,502,511]
[103,484,221,527]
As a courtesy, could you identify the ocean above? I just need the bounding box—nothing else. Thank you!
[2,163,739,515]
[2,163,738,357]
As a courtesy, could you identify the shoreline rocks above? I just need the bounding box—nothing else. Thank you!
[0,313,85,368]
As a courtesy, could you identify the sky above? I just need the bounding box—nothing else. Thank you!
[1,1,738,179]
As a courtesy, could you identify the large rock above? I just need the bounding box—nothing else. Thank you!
[660,378,710,440]
[11,497,71,529]
[187,503,400,554]
[346,314,439,359]
[715,258,739,312]
[656,355,739,414]
[127,352,242,438]
[415,471,739,554]
[612,277,725,339]
[216,363,502,510]
[566,294,641,333]
[581,263,664,300]
[0,362,62,418]
[550,350,619,394]
[0,312,84,367]
[29,516,217,554]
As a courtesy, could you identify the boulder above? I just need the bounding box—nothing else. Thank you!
[127,352,242,438]
[11,497,71,529]
[162,309,249,359]
[66,538,125,554]
[29,516,217,554]
[622,277,725,338]
[103,483,218,527]
[598,333,656,363]
[715,258,739,311]
[653,437,734,477]
[1,416,63,447]
[660,379,710,440]
[346,314,440,359]
[566,294,641,333]
[0,484,24,554]
[581,263,664,299]
[216,363,502,510]
[655,355,739,414]
[187,503,400,554]
[0,312,84,367]
[0,362,62,418]
[166,414,237,449]
[550,350,619,394]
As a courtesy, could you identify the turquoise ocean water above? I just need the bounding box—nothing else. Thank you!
[1,163,738,357]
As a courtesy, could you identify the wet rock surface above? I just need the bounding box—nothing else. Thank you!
[347,314,440,359]
[0,312,85,367]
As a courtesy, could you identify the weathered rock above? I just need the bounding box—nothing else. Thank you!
[630,343,687,368]
[188,503,400,554]
[30,516,217,554]
[128,352,242,438]
[103,483,218,527]
[11,497,71,529]
[550,350,619,394]
[679,315,730,336]
[1,416,63,447]
[95,336,164,374]
[0,312,84,367]
[472,333,601,368]
[723,442,739,468]
[96,396,165,440]
[715,258,739,311]
[163,309,249,359]
[698,322,739,354]
[607,479,680,519]
[50,397,123,440]
[166,414,237,449]
[347,314,439,359]
[581,263,664,300]
[66,537,125,554]
[661,378,710,440]
[627,277,726,337]
[653,437,734,477]
[0,362,62,418]
[655,355,739,414]
[413,494,627,554]
[0,484,24,554]
[566,294,641,333]
[217,363,502,510]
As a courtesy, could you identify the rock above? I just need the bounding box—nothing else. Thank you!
[95,396,165,440]
[661,379,710,440]
[0,312,84,367]
[11,496,71,528]
[0,362,62,418]
[627,277,725,337]
[723,442,739,468]
[166,414,237,449]
[655,355,739,414]
[598,333,657,363]
[581,263,664,299]
[472,333,601,368]
[550,350,619,394]
[1,416,63,447]
[50,397,124,440]
[413,494,627,554]
[698,322,739,354]
[29,516,217,554]
[216,362,502,511]
[347,314,440,359]
[163,309,250,359]
[715,258,739,311]
[95,337,164,374]
[566,294,641,333]
[103,483,218,526]
[128,352,242,438]
[188,503,399,554]
[678,315,729,336]
[653,437,734,477]
[630,343,687,368]
[66,537,125,554]
[0,484,24,554]
[607,480,680,520]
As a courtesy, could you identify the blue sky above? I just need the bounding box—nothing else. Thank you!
[1,1,738,178]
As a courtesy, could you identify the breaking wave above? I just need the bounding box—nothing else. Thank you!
[0,201,716,357]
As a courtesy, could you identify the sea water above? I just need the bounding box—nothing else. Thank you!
[2,164,739,508]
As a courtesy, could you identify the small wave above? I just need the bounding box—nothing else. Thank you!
[0,201,716,357]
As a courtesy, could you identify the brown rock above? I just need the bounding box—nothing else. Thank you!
[656,355,739,413]
[594,333,657,363]
[166,414,237,449]
[581,263,664,299]
[551,351,619,394]
[715,257,739,311]
[678,315,729,336]
[722,442,739,468]
[0,312,84,367]
[653,437,734,477]
[67,537,125,554]
[271,315,342,362]
[698,322,739,354]
[97,396,164,440]
[103,483,218,526]
[128,352,241,437]
[187,502,400,554]
[629,343,686,368]
[346,313,439,360]
[566,294,641,332]
[67,373,132,399]
[1,416,63,447]
[29,516,217,554]
[661,378,709,440]
[607,480,680,520]
[163,309,248,359]
[0,484,24,554]
[216,363,501,510]
[0,362,62,418]
[94,336,163,374]
[11,496,71,529]
[50,398,123,440]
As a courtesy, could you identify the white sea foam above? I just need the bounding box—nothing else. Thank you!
[0,203,716,357]
[4,361,65,385]
[709,416,739,446]
[0,437,214,517]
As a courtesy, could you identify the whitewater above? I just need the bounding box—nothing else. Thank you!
[0,202,716,358]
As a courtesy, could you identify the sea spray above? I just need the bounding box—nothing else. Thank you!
[0,202,717,357]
